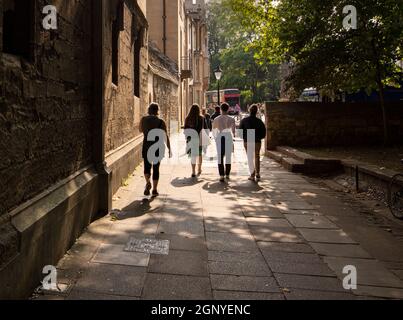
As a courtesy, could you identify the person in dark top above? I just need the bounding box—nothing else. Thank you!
[210,106,221,121]
[184,104,208,177]
[201,108,212,132]
[239,104,267,182]
[140,103,172,197]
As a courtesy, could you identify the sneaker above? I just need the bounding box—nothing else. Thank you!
[219,176,225,182]
[225,175,230,180]
[256,175,261,182]
[152,190,159,197]
[248,176,256,182]
[144,183,151,196]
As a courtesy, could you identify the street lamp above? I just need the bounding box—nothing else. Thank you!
[214,65,223,105]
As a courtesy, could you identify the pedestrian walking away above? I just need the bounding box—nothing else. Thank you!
[201,108,213,132]
[140,103,172,197]
[185,104,208,177]
[210,105,221,121]
[212,103,236,182]
[239,104,267,182]
[201,108,213,155]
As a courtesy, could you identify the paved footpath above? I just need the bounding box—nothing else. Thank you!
[35,135,403,300]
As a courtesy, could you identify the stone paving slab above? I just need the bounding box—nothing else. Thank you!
[310,243,371,259]
[204,219,251,234]
[206,232,258,252]
[354,285,403,299]
[203,210,245,220]
[298,229,357,244]
[158,220,205,238]
[274,274,347,293]
[257,242,315,254]
[74,265,147,297]
[324,257,403,289]
[267,261,335,277]
[249,226,304,243]
[284,289,357,300]
[208,251,265,263]
[106,223,159,242]
[156,234,206,252]
[102,231,156,246]
[67,289,139,300]
[92,244,150,267]
[210,275,280,293]
[208,260,272,277]
[278,208,322,215]
[213,291,285,300]
[242,205,284,218]
[285,215,338,229]
[261,251,323,264]
[327,216,403,263]
[275,201,318,211]
[246,217,292,228]
[142,274,212,300]
[149,250,208,276]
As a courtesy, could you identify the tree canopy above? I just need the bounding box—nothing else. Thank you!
[229,0,403,97]
[207,0,281,104]
[229,0,403,142]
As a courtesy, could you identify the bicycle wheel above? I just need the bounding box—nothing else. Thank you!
[388,174,403,219]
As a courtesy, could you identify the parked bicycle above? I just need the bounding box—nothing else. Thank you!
[388,159,403,219]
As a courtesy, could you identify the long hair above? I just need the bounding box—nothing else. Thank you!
[185,104,201,128]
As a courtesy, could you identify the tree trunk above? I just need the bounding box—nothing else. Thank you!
[377,79,388,146]
[371,39,388,146]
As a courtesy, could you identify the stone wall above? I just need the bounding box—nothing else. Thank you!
[265,102,403,149]
[148,41,180,135]
[0,0,98,298]
[104,0,149,153]
[0,0,93,218]
[0,0,152,298]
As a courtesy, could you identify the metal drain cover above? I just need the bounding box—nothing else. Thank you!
[124,238,170,255]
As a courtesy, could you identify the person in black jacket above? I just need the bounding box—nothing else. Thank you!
[140,103,172,197]
[210,106,221,121]
[239,104,267,182]
[201,108,212,132]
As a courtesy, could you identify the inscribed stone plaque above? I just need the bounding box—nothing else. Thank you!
[124,238,170,255]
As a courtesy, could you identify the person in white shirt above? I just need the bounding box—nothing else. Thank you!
[212,103,236,182]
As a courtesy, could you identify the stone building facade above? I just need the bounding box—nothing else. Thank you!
[0,0,149,298]
[147,0,210,125]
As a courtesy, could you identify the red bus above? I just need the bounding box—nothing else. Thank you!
[206,89,241,111]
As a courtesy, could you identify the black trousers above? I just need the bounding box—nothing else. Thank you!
[218,136,232,177]
[144,159,161,181]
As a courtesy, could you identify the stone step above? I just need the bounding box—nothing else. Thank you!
[277,146,342,174]
[281,157,306,173]
[277,146,315,162]
[266,150,284,162]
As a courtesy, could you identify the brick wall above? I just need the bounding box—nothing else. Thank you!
[0,0,94,217]
[265,102,403,149]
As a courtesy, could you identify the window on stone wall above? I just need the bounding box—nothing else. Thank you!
[2,0,33,60]
[112,17,120,86]
[133,27,142,98]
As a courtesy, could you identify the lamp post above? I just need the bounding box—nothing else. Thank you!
[214,65,223,106]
